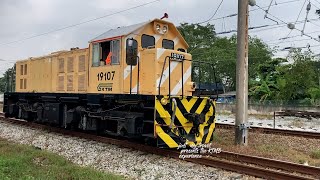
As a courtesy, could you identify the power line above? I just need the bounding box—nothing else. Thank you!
[198,0,224,24]
[309,21,320,28]
[255,3,320,42]
[265,29,320,42]
[314,0,320,5]
[268,38,311,45]
[0,0,160,46]
[311,0,320,9]
[282,0,307,41]
[204,0,302,23]
[216,24,275,35]
[250,0,302,12]
[216,17,320,35]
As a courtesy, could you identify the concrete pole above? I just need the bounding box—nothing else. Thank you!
[235,0,249,146]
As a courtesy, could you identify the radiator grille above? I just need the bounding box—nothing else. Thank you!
[24,64,27,75]
[24,79,27,89]
[78,55,86,72]
[58,58,64,73]
[78,74,86,91]
[58,76,64,91]
[20,79,23,89]
[20,65,24,75]
[67,57,74,73]
[67,75,73,91]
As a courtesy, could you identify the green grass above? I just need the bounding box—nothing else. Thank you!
[310,150,320,159]
[0,138,124,180]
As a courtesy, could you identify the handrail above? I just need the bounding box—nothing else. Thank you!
[129,64,133,94]
[181,59,184,97]
[129,56,140,94]
[137,56,140,94]
[158,56,219,98]
[158,56,170,95]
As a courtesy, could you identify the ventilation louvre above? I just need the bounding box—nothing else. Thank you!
[59,58,64,73]
[67,57,74,73]
[20,79,23,89]
[67,75,73,91]
[24,79,27,89]
[78,55,86,72]
[58,76,64,91]
[78,74,86,91]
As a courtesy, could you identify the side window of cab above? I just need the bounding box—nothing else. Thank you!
[92,39,120,67]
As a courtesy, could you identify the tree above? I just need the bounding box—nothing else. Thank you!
[177,23,216,56]
[249,58,283,101]
[177,23,273,92]
[277,49,318,101]
[0,66,15,92]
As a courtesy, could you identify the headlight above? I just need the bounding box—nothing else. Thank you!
[163,25,168,33]
[156,24,161,32]
[160,97,168,105]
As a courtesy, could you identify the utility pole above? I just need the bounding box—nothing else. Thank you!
[235,0,253,146]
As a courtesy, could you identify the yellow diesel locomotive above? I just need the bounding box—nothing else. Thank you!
[3,18,216,148]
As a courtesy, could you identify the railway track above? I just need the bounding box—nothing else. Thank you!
[0,112,319,180]
[216,123,320,139]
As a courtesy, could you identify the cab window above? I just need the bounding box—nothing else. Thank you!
[92,39,120,67]
[162,39,174,50]
[126,38,138,65]
[141,34,155,48]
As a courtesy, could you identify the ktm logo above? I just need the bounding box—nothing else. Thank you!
[97,83,113,91]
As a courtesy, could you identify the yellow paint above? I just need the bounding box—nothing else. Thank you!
[155,122,178,148]
[15,19,194,96]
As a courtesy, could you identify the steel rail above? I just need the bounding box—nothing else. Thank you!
[0,115,319,179]
[216,123,320,139]
[214,151,320,178]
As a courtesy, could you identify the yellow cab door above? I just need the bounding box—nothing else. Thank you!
[123,35,156,95]
[88,38,122,94]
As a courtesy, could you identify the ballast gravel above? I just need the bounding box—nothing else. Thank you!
[0,120,258,180]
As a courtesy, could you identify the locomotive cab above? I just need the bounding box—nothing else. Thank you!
[87,19,195,96]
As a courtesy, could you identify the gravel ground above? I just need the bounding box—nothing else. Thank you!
[213,128,320,167]
[217,114,320,132]
[0,120,258,180]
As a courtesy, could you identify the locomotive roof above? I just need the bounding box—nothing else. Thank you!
[90,21,150,42]
[89,19,188,47]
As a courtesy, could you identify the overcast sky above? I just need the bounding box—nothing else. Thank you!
[1,0,320,76]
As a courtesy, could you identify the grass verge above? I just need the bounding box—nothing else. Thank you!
[0,138,124,180]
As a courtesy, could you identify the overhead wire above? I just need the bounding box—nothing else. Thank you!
[280,0,307,42]
[215,17,320,35]
[0,0,160,46]
[268,38,311,45]
[265,30,320,43]
[255,3,320,42]
[314,0,320,5]
[201,0,302,23]
[197,0,224,24]
[310,0,320,8]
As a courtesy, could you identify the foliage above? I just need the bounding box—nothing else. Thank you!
[249,59,281,101]
[0,138,124,180]
[0,66,15,92]
[177,22,320,105]
[177,23,273,92]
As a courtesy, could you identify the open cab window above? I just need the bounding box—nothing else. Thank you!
[92,39,120,67]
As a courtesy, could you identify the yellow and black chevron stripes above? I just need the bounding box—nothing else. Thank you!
[154,95,215,148]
